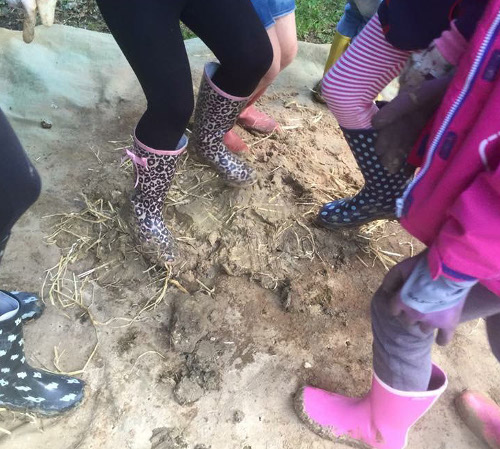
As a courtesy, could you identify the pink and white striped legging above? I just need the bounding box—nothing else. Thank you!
[322,14,411,130]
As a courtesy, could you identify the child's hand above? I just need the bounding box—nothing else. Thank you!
[391,292,466,346]
[372,76,452,173]
[386,253,476,346]
[399,45,454,91]
[400,22,467,92]
[7,0,58,43]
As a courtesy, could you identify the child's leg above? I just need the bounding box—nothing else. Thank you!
[251,10,297,92]
[337,1,365,39]
[372,282,500,392]
[224,5,296,151]
[371,284,434,391]
[235,24,281,135]
[322,2,363,76]
[238,12,298,134]
[182,0,273,97]
[0,110,84,416]
[182,0,271,185]
[275,12,298,73]
[237,11,297,134]
[317,14,413,230]
[0,109,41,242]
[322,14,410,129]
[95,0,193,150]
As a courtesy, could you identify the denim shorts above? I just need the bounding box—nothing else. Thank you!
[251,0,296,29]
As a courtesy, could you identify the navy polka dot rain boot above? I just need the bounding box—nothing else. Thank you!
[192,62,257,187]
[318,129,413,229]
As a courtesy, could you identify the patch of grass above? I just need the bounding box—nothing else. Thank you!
[296,0,344,43]
[0,0,345,43]
[181,24,196,40]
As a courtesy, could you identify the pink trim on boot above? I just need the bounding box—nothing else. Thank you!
[456,390,500,449]
[125,134,187,188]
[204,62,250,102]
[296,364,447,449]
[133,132,188,156]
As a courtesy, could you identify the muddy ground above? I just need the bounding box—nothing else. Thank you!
[0,25,498,449]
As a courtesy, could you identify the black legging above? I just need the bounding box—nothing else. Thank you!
[96,0,273,150]
[0,109,41,243]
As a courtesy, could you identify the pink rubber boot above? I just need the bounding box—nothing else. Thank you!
[237,88,279,134]
[456,390,500,449]
[295,364,447,449]
[237,104,279,134]
[223,129,248,153]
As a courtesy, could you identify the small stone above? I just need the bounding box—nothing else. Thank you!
[304,362,312,369]
[207,231,219,246]
[194,445,210,449]
[173,377,204,405]
[111,190,122,201]
[233,410,245,423]
[41,119,52,129]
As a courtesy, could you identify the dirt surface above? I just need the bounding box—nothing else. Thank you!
[0,25,498,449]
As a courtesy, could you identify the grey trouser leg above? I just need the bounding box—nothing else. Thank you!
[372,283,500,391]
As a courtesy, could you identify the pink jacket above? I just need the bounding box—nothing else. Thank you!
[400,0,500,296]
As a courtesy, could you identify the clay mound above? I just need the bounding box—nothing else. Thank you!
[1,26,491,449]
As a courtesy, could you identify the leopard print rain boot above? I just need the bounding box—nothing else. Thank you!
[125,134,187,265]
[192,62,257,187]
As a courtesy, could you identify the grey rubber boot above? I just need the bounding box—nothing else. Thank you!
[317,129,413,229]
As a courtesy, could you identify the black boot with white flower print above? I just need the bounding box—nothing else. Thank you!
[6,291,44,323]
[0,235,45,323]
[192,62,257,187]
[0,291,84,416]
[317,129,413,229]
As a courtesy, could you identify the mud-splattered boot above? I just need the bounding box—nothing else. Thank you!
[192,62,257,186]
[317,129,413,229]
[0,235,45,322]
[0,291,84,416]
[295,365,447,449]
[125,134,188,265]
[312,31,351,104]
